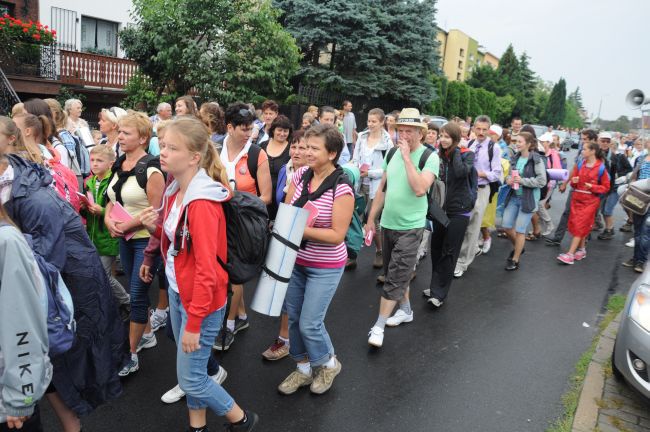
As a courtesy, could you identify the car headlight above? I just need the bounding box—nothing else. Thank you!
[630,283,650,332]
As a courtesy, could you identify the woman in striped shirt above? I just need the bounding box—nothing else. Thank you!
[278,124,354,396]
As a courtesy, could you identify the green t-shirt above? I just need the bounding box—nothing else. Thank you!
[380,146,440,230]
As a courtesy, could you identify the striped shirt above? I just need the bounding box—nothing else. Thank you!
[639,161,650,180]
[290,166,353,268]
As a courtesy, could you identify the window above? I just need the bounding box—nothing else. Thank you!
[0,2,14,16]
[81,16,118,56]
[458,60,463,69]
[459,48,465,57]
[457,72,462,80]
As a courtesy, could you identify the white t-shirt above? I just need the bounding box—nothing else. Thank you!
[164,198,182,293]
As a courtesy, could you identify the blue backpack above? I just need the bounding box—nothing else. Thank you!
[576,160,607,197]
[30,241,76,356]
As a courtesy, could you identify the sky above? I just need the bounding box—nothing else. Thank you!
[436,0,649,121]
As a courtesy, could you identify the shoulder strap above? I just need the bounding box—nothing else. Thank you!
[418,147,434,171]
[597,162,606,183]
[135,154,159,190]
[247,144,261,195]
[386,147,398,165]
[488,141,494,164]
[293,167,347,208]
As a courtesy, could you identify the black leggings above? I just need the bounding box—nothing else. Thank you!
[429,214,470,302]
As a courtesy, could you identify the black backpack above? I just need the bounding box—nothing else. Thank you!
[218,191,270,285]
[469,139,501,202]
[108,154,162,205]
[385,147,449,227]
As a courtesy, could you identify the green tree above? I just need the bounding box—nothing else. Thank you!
[495,95,517,125]
[120,0,300,103]
[568,86,584,110]
[563,100,584,129]
[466,64,501,94]
[543,77,567,127]
[275,0,440,107]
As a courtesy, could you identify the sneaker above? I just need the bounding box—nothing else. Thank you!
[161,384,185,404]
[574,248,587,261]
[453,267,464,278]
[427,297,443,308]
[150,309,168,332]
[478,237,484,248]
[544,236,561,246]
[377,274,385,284]
[634,262,645,273]
[422,288,431,297]
[626,239,635,248]
[622,258,636,268]
[213,328,234,351]
[620,222,633,233]
[136,333,157,353]
[386,309,414,327]
[310,358,342,394]
[597,229,614,240]
[557,253,575,265]
[262,339,289,361]
[373,250,383,269]
[118,358,139,377]
[162,366,229,404]
[225,410,259,431]
[278,370,313,395]
[234,317,249,334]
[475,246,483,257]
[368,326,384,347]
[345,258,357,271]
[504,259,519,271]
[482,237,492,254]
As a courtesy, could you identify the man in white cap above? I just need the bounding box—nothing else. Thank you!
[365,108,439,348]
[596,131,632,240]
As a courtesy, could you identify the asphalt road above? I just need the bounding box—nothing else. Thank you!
[41,171,638,432]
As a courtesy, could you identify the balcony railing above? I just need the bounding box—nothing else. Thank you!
[60,50,138,89]
[0,43,57,80]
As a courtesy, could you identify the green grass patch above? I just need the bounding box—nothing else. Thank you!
[545,294,626,432]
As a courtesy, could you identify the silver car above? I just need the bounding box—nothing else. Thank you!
[613,267,650,400]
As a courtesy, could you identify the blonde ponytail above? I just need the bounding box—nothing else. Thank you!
[203,139,229,187]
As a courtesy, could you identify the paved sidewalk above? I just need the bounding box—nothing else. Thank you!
[573,312,650,432]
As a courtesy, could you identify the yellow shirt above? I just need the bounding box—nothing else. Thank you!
[107,167,162,240]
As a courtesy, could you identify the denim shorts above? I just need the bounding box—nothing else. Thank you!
[502,196,534,234]
[601,191,619,217]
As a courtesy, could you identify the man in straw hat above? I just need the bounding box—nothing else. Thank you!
[365,108,440,348]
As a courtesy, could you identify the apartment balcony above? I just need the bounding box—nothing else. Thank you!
[59,50,137,89]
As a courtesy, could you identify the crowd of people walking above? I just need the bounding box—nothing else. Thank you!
[0,94,646,432]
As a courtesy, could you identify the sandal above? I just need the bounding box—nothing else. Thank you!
[525,232,541,241]
[497,231,508,239]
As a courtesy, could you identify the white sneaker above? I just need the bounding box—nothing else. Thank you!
[160,366,228,404]
[482,237,492,254]
[454,267,464,278]
[368,326,384,347]
[428,297,443,308]
[386,309,414,327]
[136,333,157,353]
[626,239,635,248]
[422,288,431,297]
[150,309,168,332]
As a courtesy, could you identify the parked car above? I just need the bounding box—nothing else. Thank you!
[612,268,650,401]
[426,116,448,128]
[570,133,580,149]
[553,130,573,152]
[530,124,548,139]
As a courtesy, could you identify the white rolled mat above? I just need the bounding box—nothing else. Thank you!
[251,203,310,316]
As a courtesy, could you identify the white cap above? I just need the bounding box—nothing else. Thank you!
[539,132,554,143]
[599,132,613,140]
[489,124,503,138]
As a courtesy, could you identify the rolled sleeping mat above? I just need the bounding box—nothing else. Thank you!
[251,203,310,317]
[547,168,569,182]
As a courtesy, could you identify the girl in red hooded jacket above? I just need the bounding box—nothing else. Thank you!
[140,117,258,432]
[557,141,611,265]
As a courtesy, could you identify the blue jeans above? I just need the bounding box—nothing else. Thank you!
[502,196,535,234]
[119,238,158,324]
[168,289,234,414]
[285,265,344,367]
[633,212,650,264]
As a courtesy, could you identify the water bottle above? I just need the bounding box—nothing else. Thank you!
[512,169,520,191]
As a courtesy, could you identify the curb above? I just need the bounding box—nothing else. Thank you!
[571,312,622,432]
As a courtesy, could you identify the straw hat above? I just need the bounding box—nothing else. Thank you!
[396,108,427,131]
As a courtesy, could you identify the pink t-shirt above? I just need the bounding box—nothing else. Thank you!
[290,166,353,268]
